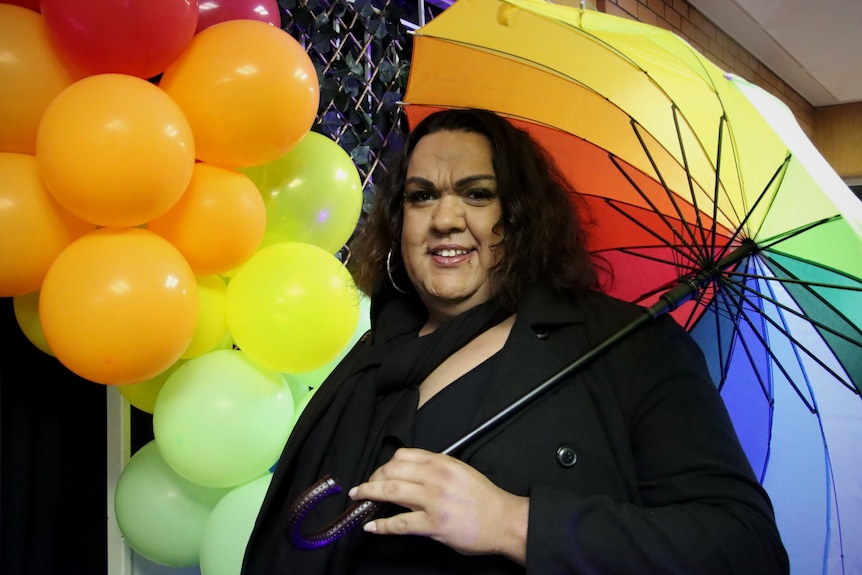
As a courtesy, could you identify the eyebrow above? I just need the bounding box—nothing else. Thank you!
[404,174,497,190]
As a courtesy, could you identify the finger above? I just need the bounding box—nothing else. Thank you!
[388,447,436,463]
[349,475,425,508]
[363,510,431,537]
[366,452,439,484]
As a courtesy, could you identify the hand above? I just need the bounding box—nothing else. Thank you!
[348,447,529,564]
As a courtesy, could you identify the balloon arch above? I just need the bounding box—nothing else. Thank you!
[0,0,396,571]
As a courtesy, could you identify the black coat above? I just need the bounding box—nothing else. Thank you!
[243,286,789,574]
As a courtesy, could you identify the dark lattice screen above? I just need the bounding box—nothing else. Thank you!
[277,0,442,219]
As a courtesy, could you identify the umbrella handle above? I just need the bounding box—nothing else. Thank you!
[284,474,380,549]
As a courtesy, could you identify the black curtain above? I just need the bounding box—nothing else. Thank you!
[0,296,107,575]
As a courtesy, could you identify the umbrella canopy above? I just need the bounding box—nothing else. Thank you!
[402,0,862,573]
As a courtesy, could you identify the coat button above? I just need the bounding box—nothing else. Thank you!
[556,445,578,467]
[534,327,549,340]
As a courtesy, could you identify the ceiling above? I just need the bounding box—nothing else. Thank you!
[686,0,862,107]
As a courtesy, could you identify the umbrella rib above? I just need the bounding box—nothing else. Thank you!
[707,276,772,399]
[726,270,862,291]
[626,120,704,255]
[722,275,859,394]
[747,256,828,411]
[726,273,862,352]
[756,215,840,252]
[717,154,791,261]
[718,277,818,411]
[707,285,735,390]
[599,197,698,264]
[670,104,711,256]
[608,246,701,272]
[760,251,862,341]
[599,247,701,306]
[602,164,704,266]
[680,290,713,330]
[718,293,776,405]
[710,113,727,259]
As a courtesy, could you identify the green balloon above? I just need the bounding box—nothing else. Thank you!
[240,131,363,254]
[199,473,274,575]
[114,440,229,567]
[153,349,295,488]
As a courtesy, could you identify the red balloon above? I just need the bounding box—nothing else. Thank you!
[4,0,40,11]
[40,0,199,79]
[196,0,281,34]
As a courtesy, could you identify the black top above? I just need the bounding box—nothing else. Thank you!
[352,352,522,575]
[414,350,501,452]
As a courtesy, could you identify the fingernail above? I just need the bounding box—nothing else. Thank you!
[348,487,358,498]
[363,521,377,533]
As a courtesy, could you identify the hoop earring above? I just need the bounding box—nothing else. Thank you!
[386,246,410,294]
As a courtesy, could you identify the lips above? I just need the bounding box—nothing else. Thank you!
[428,245,475,264]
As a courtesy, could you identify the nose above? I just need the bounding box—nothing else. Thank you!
[431,193,466,233]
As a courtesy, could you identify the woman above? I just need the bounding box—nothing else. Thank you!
[242,109,789,574]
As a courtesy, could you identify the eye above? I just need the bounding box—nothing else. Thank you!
[464,188,499,204]
[404,189,435,204]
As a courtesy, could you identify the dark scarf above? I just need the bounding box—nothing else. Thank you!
[247,290,511,574]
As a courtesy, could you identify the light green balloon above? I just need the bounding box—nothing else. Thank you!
[199,473,274,575]
[153,349,295,488]
[114,440,229,567]
[240,131,363,255]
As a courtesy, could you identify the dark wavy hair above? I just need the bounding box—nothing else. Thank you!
[349,108,601,310]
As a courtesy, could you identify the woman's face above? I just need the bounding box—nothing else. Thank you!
[400,130,503,326]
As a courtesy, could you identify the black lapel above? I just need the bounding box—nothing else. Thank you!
[458,286,588,458]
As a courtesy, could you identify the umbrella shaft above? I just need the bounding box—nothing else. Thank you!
[649,239,758,318]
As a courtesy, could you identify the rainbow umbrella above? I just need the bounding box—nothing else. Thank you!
[397,0,862,573]
[282,0,862,566]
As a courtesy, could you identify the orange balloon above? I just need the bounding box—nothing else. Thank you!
[147,163,266,275]
[36,74,196,227]
[39,228,199,385]
[0,4,83,154]
[159,19,319,168]
[0,153,94,296]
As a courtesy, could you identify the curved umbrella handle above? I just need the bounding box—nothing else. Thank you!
[284,474,380,549]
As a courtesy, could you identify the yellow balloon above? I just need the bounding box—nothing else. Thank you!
[290,290,371,389]
[160,19,319,168]
[181,275,230,359]
[225,242,360,373]
[0,4,83,154]
[36,74,196,227]
[119,360,186,414]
